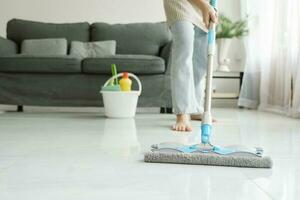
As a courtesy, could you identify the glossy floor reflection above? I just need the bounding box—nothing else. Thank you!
[0,108,299,200]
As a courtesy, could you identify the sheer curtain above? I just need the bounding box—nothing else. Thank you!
[238,0,300,118]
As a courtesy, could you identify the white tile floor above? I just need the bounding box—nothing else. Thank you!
[0,107,299,200]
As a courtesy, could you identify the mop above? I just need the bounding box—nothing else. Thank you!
[144,0,272,168]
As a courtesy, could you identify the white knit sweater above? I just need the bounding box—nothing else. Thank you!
[163,0,208,32]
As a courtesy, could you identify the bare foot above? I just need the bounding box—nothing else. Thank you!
[190,114,217,122]
[172,114,192,132]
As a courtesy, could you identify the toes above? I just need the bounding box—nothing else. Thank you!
[172,125,176,130]
[172,125,180,131]
[180,126,185,131]
[173,125,178,131]
[172,124,192,132]
[178,126,183,131]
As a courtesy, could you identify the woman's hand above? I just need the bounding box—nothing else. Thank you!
[196,0,218,28]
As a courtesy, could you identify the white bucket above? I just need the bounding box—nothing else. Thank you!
[100,73,142,118]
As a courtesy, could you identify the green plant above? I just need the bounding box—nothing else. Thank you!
[216,14,249,39]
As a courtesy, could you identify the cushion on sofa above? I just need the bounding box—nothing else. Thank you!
[70,40,116,59]
[90,22,171,56]
[0,55,81,73]
[0,37,18,56]
[21,38,68,56]
[82,55,165,75]
[7,19,90,46]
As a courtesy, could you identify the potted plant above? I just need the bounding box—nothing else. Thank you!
[216,14,249,72]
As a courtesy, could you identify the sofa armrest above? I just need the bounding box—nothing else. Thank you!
[0,36,18,56]
[160,42,172,74]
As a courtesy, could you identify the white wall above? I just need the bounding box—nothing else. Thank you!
[0,0,165,37]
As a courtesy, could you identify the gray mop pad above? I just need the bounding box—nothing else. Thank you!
[144,151,273,168]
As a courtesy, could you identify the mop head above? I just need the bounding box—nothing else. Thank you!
[144,143,273,168]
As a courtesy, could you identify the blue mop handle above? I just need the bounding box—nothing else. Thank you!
[201,0,217,145]
[208,0,217,51]
[210,0,217,10]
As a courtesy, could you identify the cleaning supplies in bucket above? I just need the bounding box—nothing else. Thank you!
[101,64,121,91]
[119,72,132,91]
[100,71,142,118]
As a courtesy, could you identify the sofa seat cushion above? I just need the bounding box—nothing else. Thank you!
[0,55,81,73]
[82,55,165,75]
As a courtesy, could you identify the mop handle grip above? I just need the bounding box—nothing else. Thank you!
[210,0,217,8]
[208,0,218,53]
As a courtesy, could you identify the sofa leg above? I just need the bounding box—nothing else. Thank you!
[160,107,173,114]
[160,107,166,114]
[166,107,173,114]
[17,105,23,112]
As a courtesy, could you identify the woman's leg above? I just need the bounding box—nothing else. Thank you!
[169,21,197,131]
[170,21,198,114]
[191,26,208,119]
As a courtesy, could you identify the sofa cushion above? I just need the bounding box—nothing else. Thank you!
[90,22,172,56]
[21,38,68,56]
[0,37,18,56]
[82,55,165,75]
[70,40,117,59]
[0,55,81,73]
[7,19,90,46]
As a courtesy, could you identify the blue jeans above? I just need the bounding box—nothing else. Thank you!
[169,21,208,114]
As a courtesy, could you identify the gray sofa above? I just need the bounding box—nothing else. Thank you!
[0,19,173,112]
